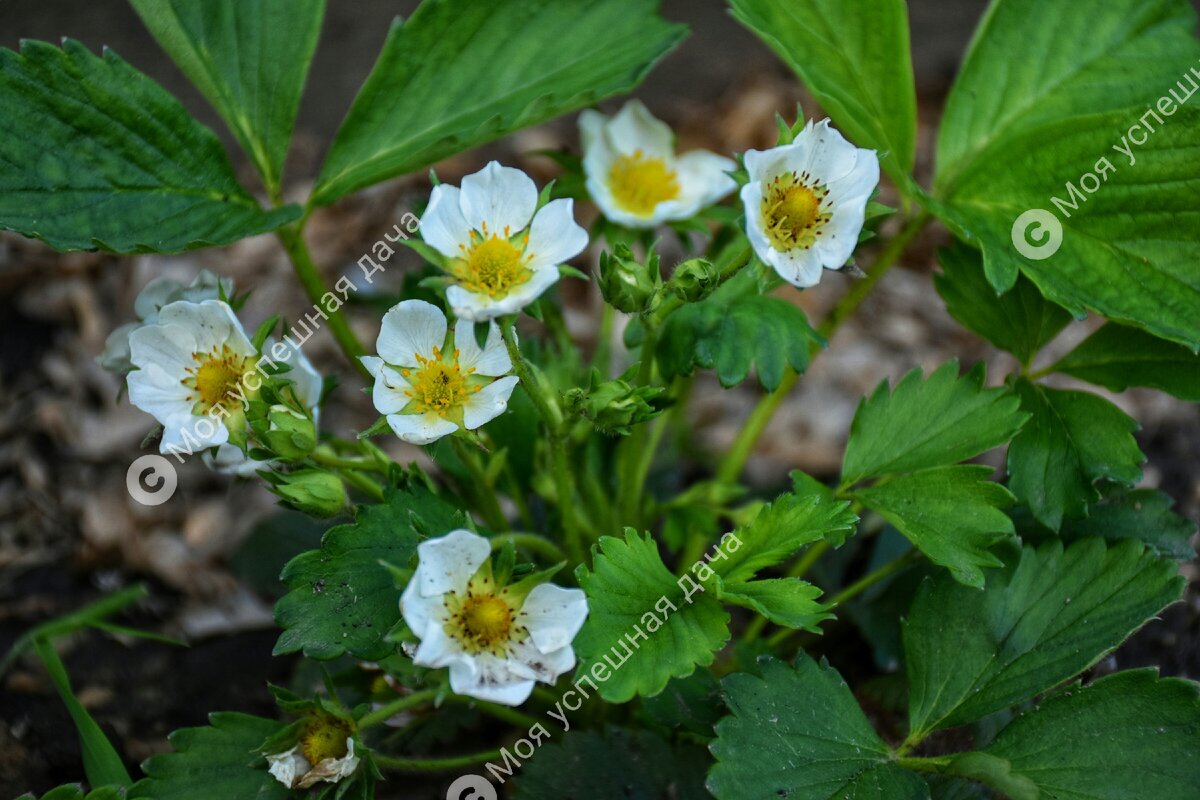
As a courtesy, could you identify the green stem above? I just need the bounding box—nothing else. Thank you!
[357,689,440,729]
[374,749,504,773]
[339,468,386,503]
[451,438,509,532]
[489,533,567,564]
[896,755,952,773]
[615,322,662,526]
[276,225,369,376]
[468,699,541,730]
[311,448,385,472]
[715,212,932,485]
[553,437,586,564]
[500,321,562,434]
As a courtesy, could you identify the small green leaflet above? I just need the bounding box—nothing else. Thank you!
[129,712,288,800]
[842,361,1028,485]
[657,268,822,391]
[1050,323,1200,402]
[0,39,299,253]
[716,577,831,632]
[903,538,1183,738]
[573,531,730,703]
[853,465,1015,588]
[948,670,1200,800]
[1007,379,1144,530]
[129,0,325,193]
[729,0,917,188]
[931,0,1200,349]
[708,655,929,800]
[312,0,685,204]
[274,484,466,660]
[933,244,1069,366]
[19,788,126,800]
[1060,488,1197,561]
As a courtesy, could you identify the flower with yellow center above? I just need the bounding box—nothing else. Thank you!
[360,300,519,445]
[401,530,588,706]
[265,714,360,789]
[742,119,880,288]
[420,161,588,321]
[580,100,736,228]
[127,299,260,455]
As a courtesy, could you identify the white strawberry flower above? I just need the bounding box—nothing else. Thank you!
[742,119,880,288]
[127,299,259,454]
[266,736,359,789]
[401,530,588,706]
[419,161,588,320]
[580,100,736,229]
[361,300,519,445]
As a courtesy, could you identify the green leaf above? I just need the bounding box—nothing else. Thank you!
[709,655,930,800]
[717,474,858,583]
[842,361,1028,485]
[1007,379,1144,530]
[931,0,1200,348]
[0,39,299,253]
[516,727,710,800]
[1061,488,1197,561]
[1050,323,1200,401]
[20,787,126,800]
[311,0,685,204]
[729,0,917,185]
[573,531,730,703]
[904,538,1184,738]
[657,268,822,390]
[933,244,1069,365]
[717,577,831,632]
[641,670,724,736]
[853,465,1015,588]
[274,484,466,660]
[128,0,324,192]
[129,712,288,800]
[949,670,1200,800]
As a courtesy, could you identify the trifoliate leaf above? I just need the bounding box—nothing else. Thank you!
[842,362,1028,485]
[708,655,930,800]
[312,0,685,204]
[573,531,730,703]
[274,484,466,660]
[1061,488,1197,561]
[1050,322,1200,401]
[717,474,858,583]
[516,727,710,800]
[934,244,1069,366]
[931,0,1200,348]
[0,40,299,253]
[716,577,831,632]
[129,712,288,800]
[128,0,324,193]
[729,0,917,186]
[1007,379,1144,530]
[853,465,1015,588]
[904,538,1183,738]
[658,268,822,391]
[948,670,1200,800]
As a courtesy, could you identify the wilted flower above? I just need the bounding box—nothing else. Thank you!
[580,100,736,228]
[420,161,588,320]
[741,119,879,288]
[361,300,518,445]
[401,529,588,705]
[266,715,359,789]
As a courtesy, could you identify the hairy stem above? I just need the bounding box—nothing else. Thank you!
[375,749,504,773]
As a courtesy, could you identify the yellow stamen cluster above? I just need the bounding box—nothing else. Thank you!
[761,171,831,251]
[299,715,351,765]
[400,346,479,415]
[444,575,526,656]
[607,150,680,216]
[453,225,534,298]
[182,344,254,414]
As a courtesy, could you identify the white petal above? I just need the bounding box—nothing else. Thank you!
[674,150,738,208]
[801,119,864,185]
[524,199,588,272]
[400,576,446,639]
[420,184,473,258]
[605,99,674,158]
[386,412,457,445]
[128,321,196,375]
[410,623,465,669]
[377,299,446,366]
[371,364,412,415]
[159,412,229,454]
[360,355,385,377]
[507,638,576,683]
[766,244,826,289]
[127,364,193,424]
[459,161,538,237]
[133,276,184,319]
[268,336,323,412]
[266,746,309,788]
[413,529,492,597]
[455,320,511,377]
[520,584,588,653]
[202,443,265,477]
[463,376,519,430]
[448,656,536,706]
[158,300,253,356]
[446,278,551,322]
[740,182,775,264]
[825,148,881,208]
[98,322,138,373]
[578,108,608,154]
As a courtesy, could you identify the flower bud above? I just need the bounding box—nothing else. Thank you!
[598,244,660,314]
[272,469,346,517]
[668,258,720,302]
[566,368,669,436]
[262,405,317,461]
